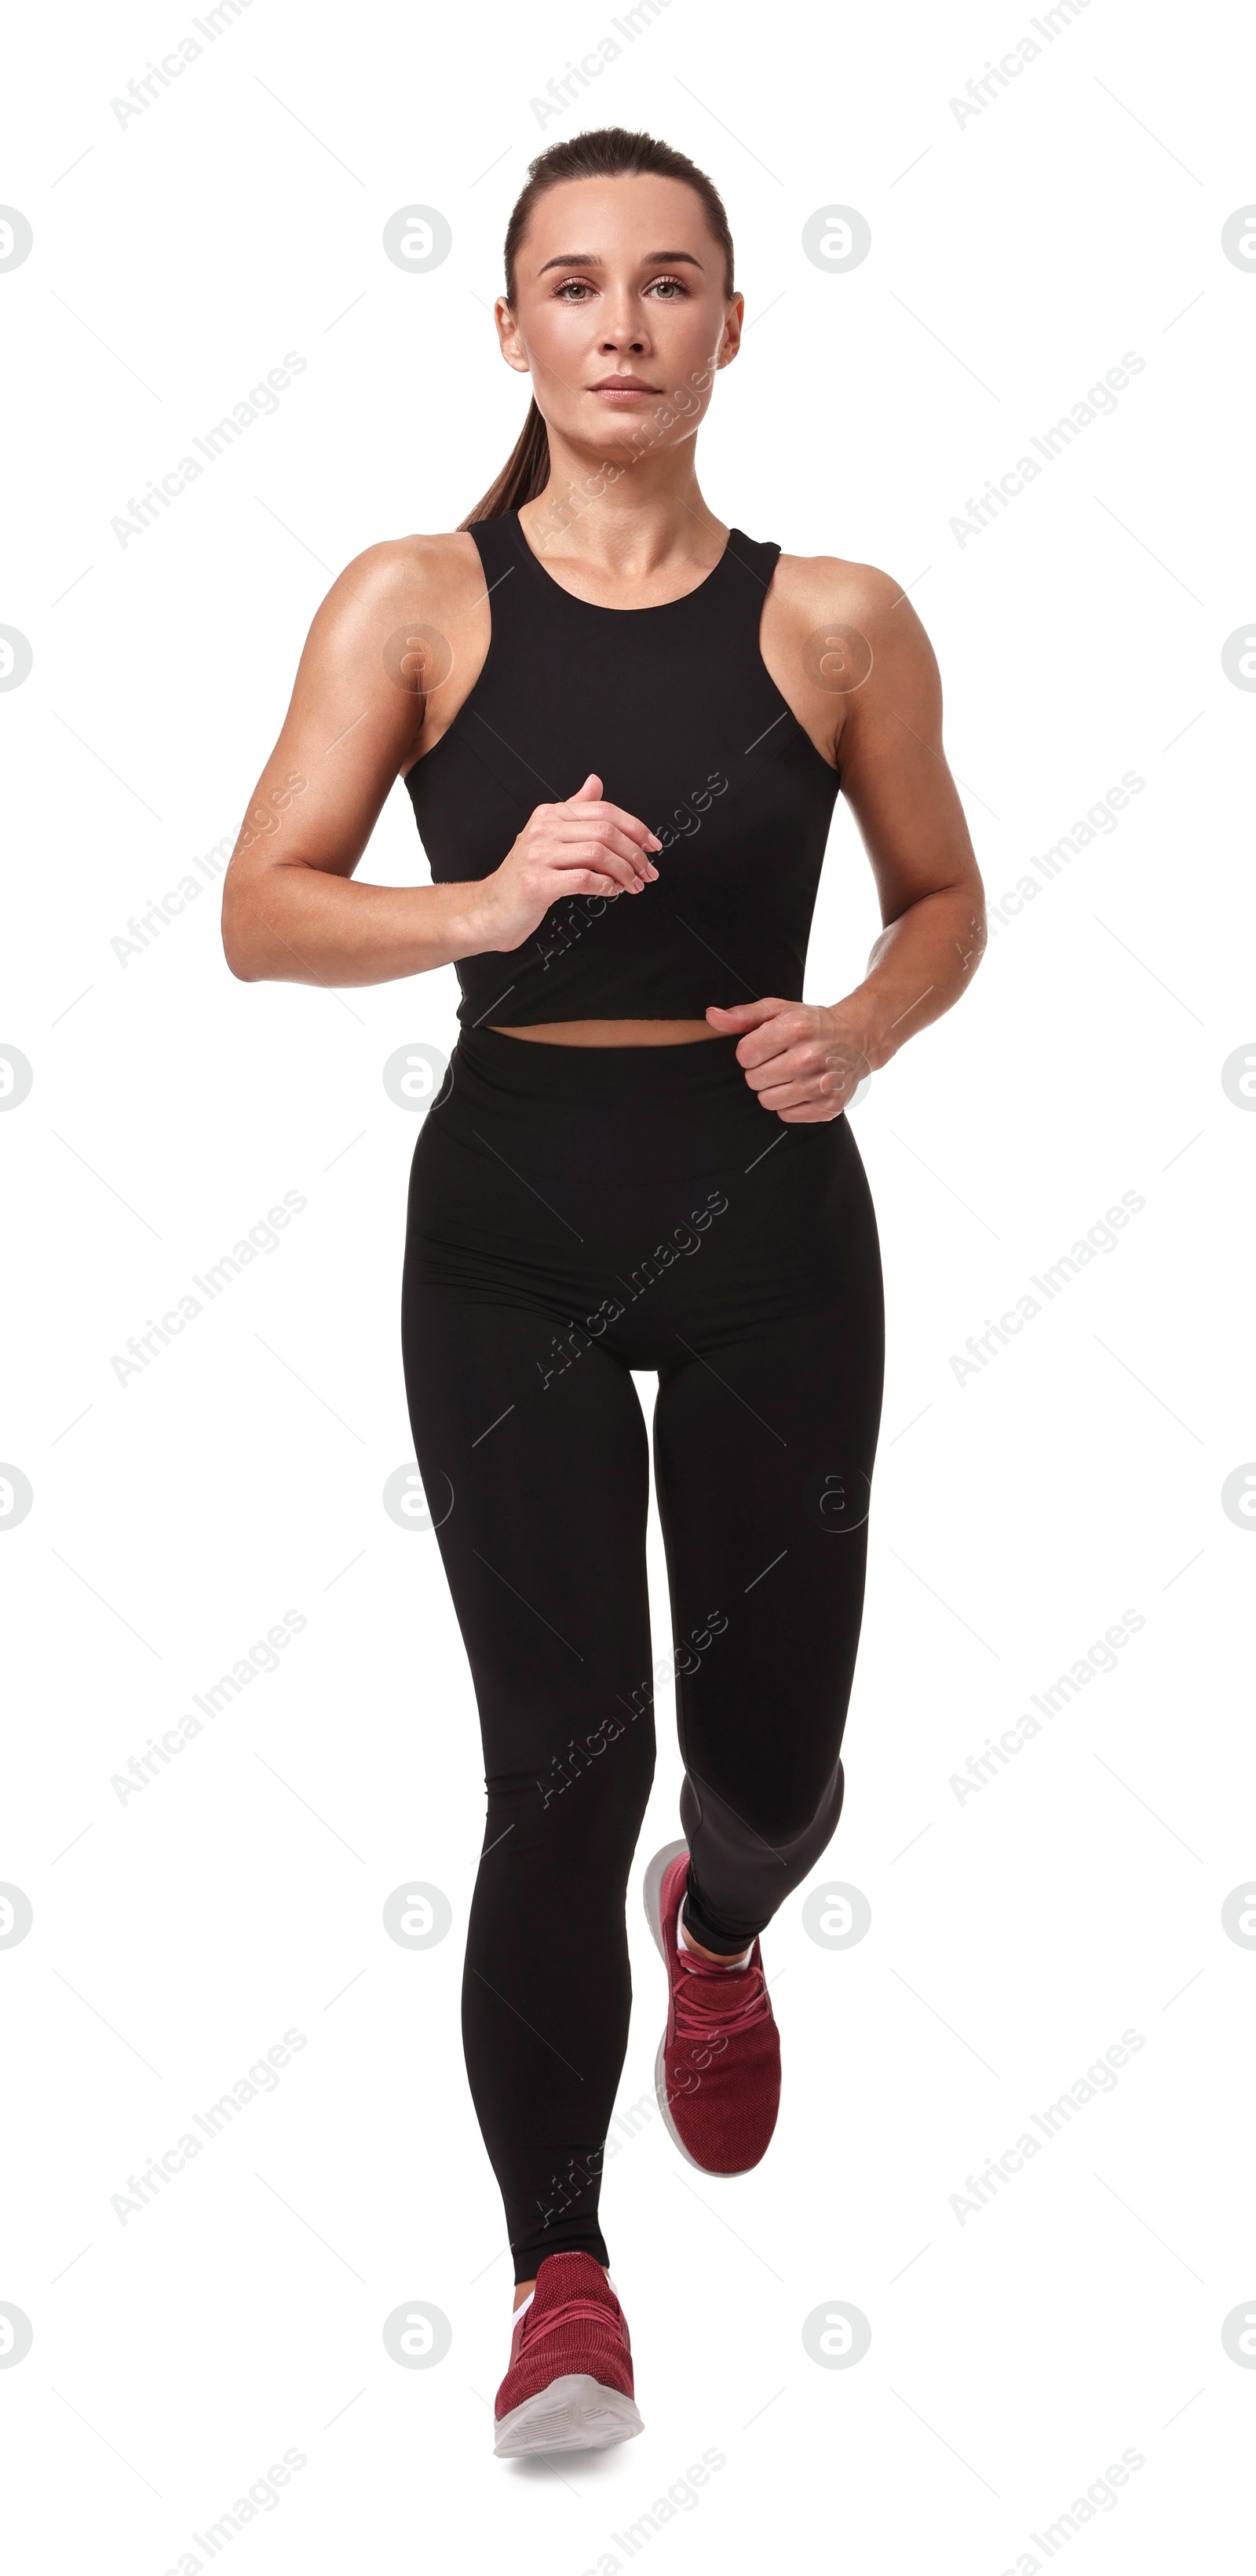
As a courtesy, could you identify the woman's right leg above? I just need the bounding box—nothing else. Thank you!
[400,1277,657,2282]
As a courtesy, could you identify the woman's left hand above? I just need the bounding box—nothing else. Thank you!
[705,997,871,1122]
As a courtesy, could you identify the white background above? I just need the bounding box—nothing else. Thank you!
[2,0,1254,2567]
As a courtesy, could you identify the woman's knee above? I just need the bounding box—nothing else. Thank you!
[481,1710,655,1862]
[535,1715,654,1840]
[687,1750,845,1860]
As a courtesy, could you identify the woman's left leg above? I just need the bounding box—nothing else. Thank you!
[650,1129,885,1954]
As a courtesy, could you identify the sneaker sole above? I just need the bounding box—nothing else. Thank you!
[642,1840,760,2180]
[493,2374,644,2457]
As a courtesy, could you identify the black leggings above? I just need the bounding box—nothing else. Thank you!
[400,1026,884,2275]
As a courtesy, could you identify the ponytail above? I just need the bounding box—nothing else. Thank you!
[458,396,550,531]
[459,125,734,529]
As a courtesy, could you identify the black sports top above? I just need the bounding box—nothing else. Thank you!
[403,510,842,1028]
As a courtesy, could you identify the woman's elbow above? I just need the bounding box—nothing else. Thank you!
[221,888,261,982]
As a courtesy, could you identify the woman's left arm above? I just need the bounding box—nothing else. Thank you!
[707,568,987,1120]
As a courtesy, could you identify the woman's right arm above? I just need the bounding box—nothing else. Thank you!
[221,536,659,989]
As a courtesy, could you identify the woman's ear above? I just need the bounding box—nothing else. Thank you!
[494,298,531,375]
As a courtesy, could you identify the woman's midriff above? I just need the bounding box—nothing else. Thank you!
[487,1019,721,1046]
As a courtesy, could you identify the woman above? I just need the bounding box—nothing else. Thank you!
[221,124,985,2459]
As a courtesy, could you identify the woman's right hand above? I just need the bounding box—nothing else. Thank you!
[475,773,661,953]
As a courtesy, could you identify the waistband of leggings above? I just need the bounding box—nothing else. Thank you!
[449,1022,754,1109]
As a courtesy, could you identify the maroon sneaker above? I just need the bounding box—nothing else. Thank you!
[643,1839,780,2175]
[493,2250,644,2456]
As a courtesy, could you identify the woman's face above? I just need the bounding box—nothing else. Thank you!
[496,173,742,467]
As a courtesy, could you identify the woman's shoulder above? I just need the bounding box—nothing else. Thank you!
[768,546,937,680]
[319,528,486,622]
[772,546,911,626]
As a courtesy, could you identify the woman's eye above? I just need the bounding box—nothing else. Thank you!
[555,274,685,301]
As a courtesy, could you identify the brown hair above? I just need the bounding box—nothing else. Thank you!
[459,126,735,528]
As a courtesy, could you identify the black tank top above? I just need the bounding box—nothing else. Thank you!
[403,510,842,1029]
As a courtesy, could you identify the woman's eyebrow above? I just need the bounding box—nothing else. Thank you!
[535,250,706,274]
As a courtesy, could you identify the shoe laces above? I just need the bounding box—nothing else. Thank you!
[520,2293,619,2349]
[674,1950,771,2043]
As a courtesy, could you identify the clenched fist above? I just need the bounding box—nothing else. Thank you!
[475,773,661,953]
